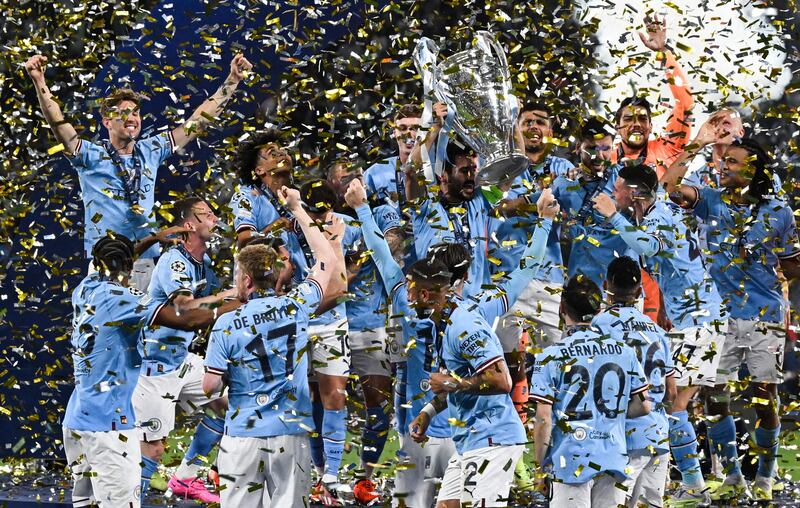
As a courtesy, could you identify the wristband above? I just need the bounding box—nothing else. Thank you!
[421,403,438,420]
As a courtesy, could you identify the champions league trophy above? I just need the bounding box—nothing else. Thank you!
[414,31,529,186]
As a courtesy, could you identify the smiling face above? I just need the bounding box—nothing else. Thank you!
[102,99,141,143]
[578,135,614,176]
[393,116,421,161]
[517,109,553,153]
[255,143,293,193]
[617,105,652,150]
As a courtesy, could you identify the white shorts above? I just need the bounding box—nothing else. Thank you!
[550,472,625,508]
[393,434,456,508]
[717,318,785,384]
[494,278,562,352]
[623,450,668,508]
[387,315,407,363]
[669,322,727,387]
[133,353,224,441]
[63,427,141,507]
[349,327,391,377]
[217,433,310,508]
[309,319,351,377]
[437,445,524,507]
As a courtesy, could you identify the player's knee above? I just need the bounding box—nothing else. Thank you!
[703,388,730,417]
[362,376,392,407]
[207,396,228,416]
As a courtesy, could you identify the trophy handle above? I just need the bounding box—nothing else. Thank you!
[475,31,510,81]
[413,37,440,97]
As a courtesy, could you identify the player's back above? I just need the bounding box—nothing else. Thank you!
[645,200,722,327]
[531,326,648,483]
[208,291,314,437]
[592,305,673,453]
[65,276,155,432]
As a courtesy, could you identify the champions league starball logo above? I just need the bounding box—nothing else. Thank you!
[170,260,187,273]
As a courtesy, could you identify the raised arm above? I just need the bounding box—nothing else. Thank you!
[593,194,661,256]
[25,55,80,155]
[639,15,693,150]
[410,102,448,167]
[345,180,405,293]
[661,114,721,206]
[170,54,253,150]
[280,186,341,312]
[491,190,559,308]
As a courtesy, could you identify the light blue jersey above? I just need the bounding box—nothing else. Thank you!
[530,326,648,483]
[64,276,159,432]
[285,212,360,327]
[592,305,674,453]
[364,155,402,200]
[608,200,724,328]
[437,298,526,454]
[355,204,552,441]
[692,187,800,322]
[346,204,401,332]
[412,194,490,298]
[204,279,323,437]
[141,245,220,374]
[551,168,634,289]
[489,156,573,283]
[230,184,297,261]
[67,132,175,258]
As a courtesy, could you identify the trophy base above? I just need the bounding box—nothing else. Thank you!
[476,153,530,186]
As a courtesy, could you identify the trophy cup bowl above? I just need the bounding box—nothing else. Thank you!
[430,33,529,186]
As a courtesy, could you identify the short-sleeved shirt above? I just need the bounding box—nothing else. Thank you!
[692,187,800,322]
[438,299,526,453]
[204,279,323,437]
[609,200,724,329]
[364,155,402,200]
[552,168,633,288]
[230,184,284,236]
[67,132,175,258]
[592,305,673,453]
[346,204,401,332]
[530,326,649,483]
[489,156,573,283]
[141,245,220,373]
[64,276,159,432]
[285,213,361,328]
[412,195,491,298]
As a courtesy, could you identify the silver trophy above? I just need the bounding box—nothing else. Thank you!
[414,32,528,186]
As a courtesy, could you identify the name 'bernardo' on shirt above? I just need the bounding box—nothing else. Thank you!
[559,341,624,358]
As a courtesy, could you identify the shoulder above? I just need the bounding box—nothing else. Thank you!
[547,155,575,174]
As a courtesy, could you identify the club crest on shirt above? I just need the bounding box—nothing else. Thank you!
[231,191,251,210]
[419,379,431,392]
[170,260,187,274]
[256,393,270,405]
[573,427,587,441]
